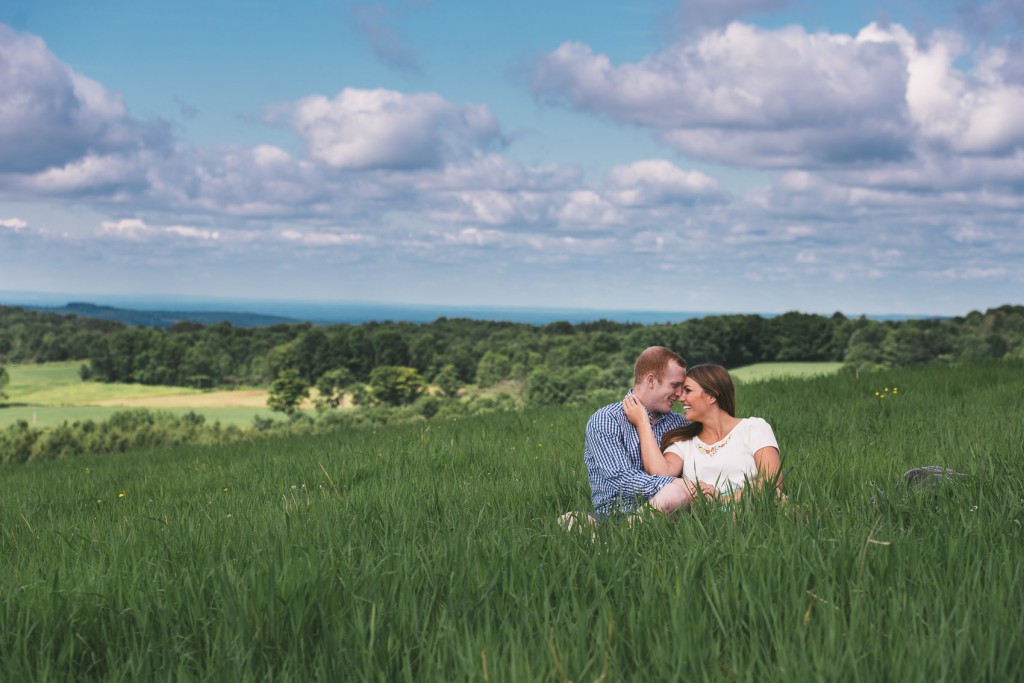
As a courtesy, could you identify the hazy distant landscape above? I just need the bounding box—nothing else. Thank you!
[0,292,927,327]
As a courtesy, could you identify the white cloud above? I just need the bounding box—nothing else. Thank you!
[556,190,622,228]
[97,219,219,242]
[795,250,817,264]
[857,22,1024,155]
[532,19,1024,170]
[603,159,720,206]
[279,229,373,246]
[0,217,27,230]
[930,266,1009,280]
[531,23,911,167]
[439,227,515,247]
[284,88,501,170]
[164,225,219,240]
[951,224,996,243]
[97,219,149,239]
[0,25,169,174]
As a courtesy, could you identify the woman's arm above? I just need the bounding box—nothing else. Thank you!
[754,446,782,493]
[720,446,783,503]
[622,395,683,477]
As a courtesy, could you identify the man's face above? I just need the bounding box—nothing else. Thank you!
[640,361,686,414]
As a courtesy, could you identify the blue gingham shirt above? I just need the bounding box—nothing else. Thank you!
[584,393,689,517]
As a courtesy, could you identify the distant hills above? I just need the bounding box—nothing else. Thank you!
[2,295,937,329]
[24,302,301,329]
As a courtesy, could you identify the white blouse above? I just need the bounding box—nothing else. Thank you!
[664,417,778,494]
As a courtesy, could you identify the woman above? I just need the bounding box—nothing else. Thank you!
[623,363,782,504]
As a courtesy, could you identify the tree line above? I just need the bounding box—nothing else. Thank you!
[1,304,1023,410]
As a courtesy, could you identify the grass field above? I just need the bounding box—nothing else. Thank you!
[2,361,1022,680]
[730,361,843,382]
[0,362,291,428]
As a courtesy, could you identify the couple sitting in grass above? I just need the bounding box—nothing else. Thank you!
[561,346,782,528]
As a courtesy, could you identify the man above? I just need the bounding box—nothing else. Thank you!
[583,346,700,519]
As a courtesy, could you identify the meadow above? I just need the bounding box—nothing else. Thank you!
[0,362,290,428]
[1,361,1022,680]
[729,361,842,383]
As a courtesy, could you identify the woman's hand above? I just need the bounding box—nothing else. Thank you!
[622,394,649,427]
[696,480,720,499]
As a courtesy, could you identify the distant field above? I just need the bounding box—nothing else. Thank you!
[0,362,297,428]
[4,362,204,405]
[730,361,843,382]
[0,405,284,429]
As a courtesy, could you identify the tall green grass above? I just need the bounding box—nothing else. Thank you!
[1,362,1022,680]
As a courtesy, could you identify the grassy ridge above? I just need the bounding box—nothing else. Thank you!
[1,362,1022,680]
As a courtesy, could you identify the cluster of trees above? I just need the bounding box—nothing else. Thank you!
[0,307,123,364]
[2,305,1023,411]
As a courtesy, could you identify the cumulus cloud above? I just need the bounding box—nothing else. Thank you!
[0,24,170,174]
[603,159,721,206]
[531,23,911,167]
[857,22,1024,156]
[532,19,1024,170]
[280,88,502,170]
[556,190,622,229]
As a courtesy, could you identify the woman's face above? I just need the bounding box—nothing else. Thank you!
[680,377,713,420]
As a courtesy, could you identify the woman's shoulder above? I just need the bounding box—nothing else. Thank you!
[738,417,778,448]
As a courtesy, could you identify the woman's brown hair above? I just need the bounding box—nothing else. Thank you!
[660,363,736,448]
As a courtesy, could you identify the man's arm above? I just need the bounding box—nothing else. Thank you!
[585,414,675,511]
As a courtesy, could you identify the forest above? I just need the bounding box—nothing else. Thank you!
[1,304,1022,405]
[1,304,1022,464]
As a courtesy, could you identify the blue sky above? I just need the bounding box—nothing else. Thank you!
[1,0,1022,316]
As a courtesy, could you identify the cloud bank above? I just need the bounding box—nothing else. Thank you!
[1,16,1021,312]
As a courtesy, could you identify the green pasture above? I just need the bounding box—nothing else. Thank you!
[3,361,203,405]
[0,362,285,428]
[0,405,280,429]
[730,361,843,382]
[1,361,1022,680]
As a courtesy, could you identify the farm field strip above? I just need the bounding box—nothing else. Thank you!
[729,361,843,382]
[0,361,298,427]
